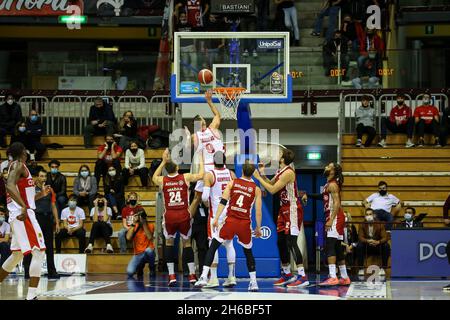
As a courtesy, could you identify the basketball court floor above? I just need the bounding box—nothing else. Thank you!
[1,273,449,300]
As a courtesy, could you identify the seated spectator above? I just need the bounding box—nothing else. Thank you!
[356,208,390,277]
[323,30,349,80]
[10,118,46,162]
[357,27,384,71]
[362,181,401,231]
[397,207,423,229]
[0,93,22,148]
[378,93,415,148]
[342,211,358,270]
[351,51,380,89]
[46,159,68,218]
[55,195,87,254]
[126,208,156,279]
[443,193,450,227]
[10,121,30,153]
[275,0,300,46]
[94,135,123,185]
[83,97,116,148]
[25,109,47,161]
[0,207,11,266]
[0,168,6,206]
[116,111,145,151]
[122,142,148,187]
[113,69,128,90]
[355,95,376,147]
[341,14,359,55]
[104,166,125,219]
[440,104,450,147]
[85,194,113,254]
[73,165,98,211]
[311,0,342,41]
[175,11,198,80]
[119,192,143,253]
[414,93,441,147]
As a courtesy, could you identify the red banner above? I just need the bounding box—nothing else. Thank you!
[0,0,84,16]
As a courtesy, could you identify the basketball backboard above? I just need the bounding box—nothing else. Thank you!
[172,32,292,103]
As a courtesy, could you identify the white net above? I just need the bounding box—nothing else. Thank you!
[213,88,246,120]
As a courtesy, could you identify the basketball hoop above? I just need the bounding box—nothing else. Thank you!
[213,87,246,120]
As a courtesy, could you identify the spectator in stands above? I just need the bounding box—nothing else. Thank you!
[117,111,144,151]
[122,142,148,187]
[357,28,384,70]
[440,104,450,147]
[362,181,401,231]
[414,94,441,147]
[352,50,380,89]
[323,30,350,80]
[355,95,376,147]
[104,165,125,219]
[341,14,359,55]
[0,168,6,206]
[83,97,116,148]
[11,120,46,162]
[73,165,98,211]
[356,208,390,277]
[24,169,60,280]
[397,207,423,229]
[10,121,31,155]
[126,208,156,280]
[275,0,300,46]
[175,0,209,28]
[342,211,358,270]
[55,195,86,254]
[113,69,128,90]
[94,135,123,185]
[443,193,450,226]
[0,151,12,172]
[175,12,198,80]
[204,14,225,69]
[119,192,143,253]
[0,94,22,148]
[25,110,47,161]
[0,207,11,267]
[378,93,415,148]
[311,0,343,41]
[85,194,114,254]
[46,159,68,218]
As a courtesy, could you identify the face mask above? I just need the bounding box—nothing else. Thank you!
[107,141,113,147]
[404,213,413,221]
[8,155,13,161]
[379,190,387,196]
[68,201,77,209]
[51,168,58,174]
[0,216,5,223]
[423,98,430,104]
[344,217,348,223]
[18,127,26,133]
[108,170,116,177]
[98,202,105,208]
[31,115,38,122]
[130,148,138,153]
[180,19,188,25]
[129,199,137,206]
[80,171,89,178]
[366,215,374,223]
[397,100,404,105]
[7,99,13,105]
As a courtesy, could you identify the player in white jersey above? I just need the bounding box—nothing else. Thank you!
[201,151,237,288]
[0,142,47,300]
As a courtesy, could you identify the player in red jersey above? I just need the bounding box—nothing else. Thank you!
[319,162,351,286]
[152,149,204,286]
[195,163,262,292]
[253,149,309,288]
[0,142,47,300]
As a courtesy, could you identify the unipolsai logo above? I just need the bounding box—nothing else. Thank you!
[257,39,283,49]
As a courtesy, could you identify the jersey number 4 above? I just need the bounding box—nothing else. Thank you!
[169,191,182,203]
[235,195,244,207]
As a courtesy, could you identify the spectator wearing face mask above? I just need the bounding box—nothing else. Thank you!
[122,142,148,187]
[83,97,116,149]
[0,207,11,267]
[116,111,145,151]
[104,166,125,219]
[356,208,390,277]
[55,195,87,254]
[362,181,401,231]
[0,94,22,148]
[397,207,423,229]
[414,94,441,147]
[73,165,98,211]
[355,95,376,147]
[342,211,358,270]
[94,135,123,185]
[323,30,350,80]
[46,159,68,218]
[10,121,32,154]
[378,93,415,148]
[118,192,143,253]
[25,110,47,161]
[175,11,198,81]
[357,28,384,70]
[85,194,114,254]
[0,152,13,173]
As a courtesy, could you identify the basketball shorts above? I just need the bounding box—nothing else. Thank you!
[326,211,345,240]
[215,216,252,249]
[10,209,46,255]
[207,211,227,240]
[277,205,304,236]
[162,209,192,240]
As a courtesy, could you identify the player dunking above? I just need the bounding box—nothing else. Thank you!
[195,162,262,292]
[152,149,204,286]
[201,151,237,288]
[319,162,351,286]
[253,148,309,288]
[0,142,46,300]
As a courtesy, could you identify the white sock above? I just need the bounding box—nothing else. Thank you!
[228,263,235,278]
[201,266,210,279]
[188,263,196,275]
[167,263,174,275]
[282,265,291,275]
[297,266,306,277]
[210,267,217,280]
[339,265,349,279]
[249,271,256,281]
[329,264,337,278]
[26,287,37,300]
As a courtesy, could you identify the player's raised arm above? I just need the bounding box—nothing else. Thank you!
[152,148,170,187]
[205,89,221,130]
[6,162,27,221]
[212,181,233,229]
[201,172,214,206]
[184,151,204,183]
[254,187,262,238]
[254,167,294,195]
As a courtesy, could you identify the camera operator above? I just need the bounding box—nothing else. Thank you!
[126,208,156,280]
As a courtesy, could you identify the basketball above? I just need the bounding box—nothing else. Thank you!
[198,69,214,85]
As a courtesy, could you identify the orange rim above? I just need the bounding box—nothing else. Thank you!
[213,87,246,100]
